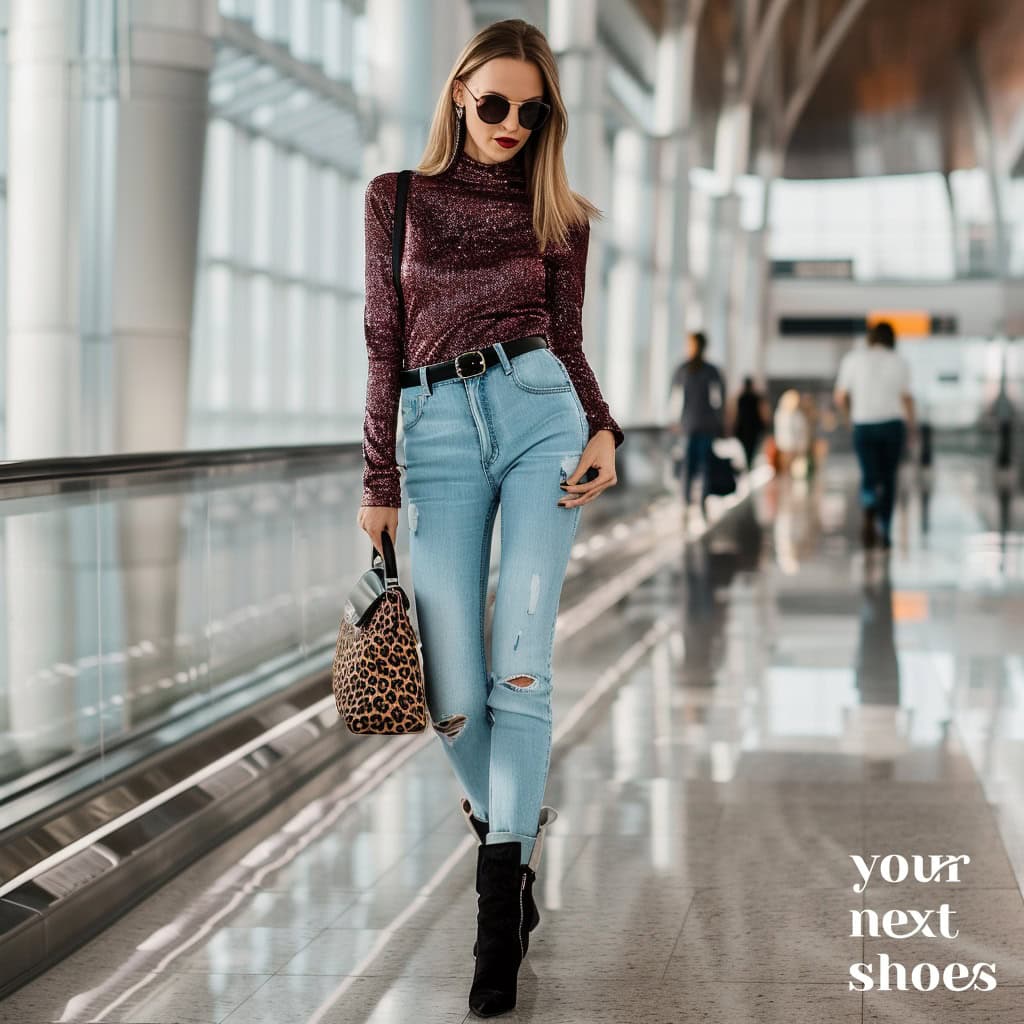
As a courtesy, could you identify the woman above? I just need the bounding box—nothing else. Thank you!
[669,331,725,515]
[356,19,624,1017]
[833,320,915,550]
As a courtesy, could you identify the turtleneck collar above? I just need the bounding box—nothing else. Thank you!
[446,139,527,191]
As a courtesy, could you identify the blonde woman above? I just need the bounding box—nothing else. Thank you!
[356,19,624,1017]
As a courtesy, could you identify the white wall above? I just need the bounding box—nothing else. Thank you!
[766,278,1023,427]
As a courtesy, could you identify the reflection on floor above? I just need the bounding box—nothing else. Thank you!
[2,454,1023,1023]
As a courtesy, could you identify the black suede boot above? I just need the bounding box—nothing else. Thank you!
[468,841,526,1018]
[472,864,538,957]
[469,805,558,958]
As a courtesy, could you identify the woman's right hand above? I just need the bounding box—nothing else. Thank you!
[358,505,400,556]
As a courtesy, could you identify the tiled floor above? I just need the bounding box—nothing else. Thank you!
[2,455,1023,1023]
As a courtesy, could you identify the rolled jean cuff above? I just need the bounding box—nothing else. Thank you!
[485,829,536,866]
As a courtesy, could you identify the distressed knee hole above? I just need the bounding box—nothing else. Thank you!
[502,675,537,690]
[432,713,467,742]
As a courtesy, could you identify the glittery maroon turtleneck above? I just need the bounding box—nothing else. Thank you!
[359,141,624,509]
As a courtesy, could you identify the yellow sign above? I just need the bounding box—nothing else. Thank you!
[867,311,931,337]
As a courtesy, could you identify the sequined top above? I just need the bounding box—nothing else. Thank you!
[360,143,625,508]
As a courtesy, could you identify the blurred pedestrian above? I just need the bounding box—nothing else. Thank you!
[734,376,769,470]
[773,389,809,475]
[833,320,915,550]
[669,331,726,515]
[992,385,1015,470]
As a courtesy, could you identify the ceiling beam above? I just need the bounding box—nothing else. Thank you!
[796,0,818,80]
[781,0,870,145]
[960,44,1008,279]
[742,0,797,106]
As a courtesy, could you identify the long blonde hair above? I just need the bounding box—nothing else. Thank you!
[416,19,603,255]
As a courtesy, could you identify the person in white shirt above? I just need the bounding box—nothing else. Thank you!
[833,321,916,550]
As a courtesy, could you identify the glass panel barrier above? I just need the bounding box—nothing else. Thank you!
[0,448,367,809]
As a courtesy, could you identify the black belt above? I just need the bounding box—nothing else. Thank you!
[399,335,548,389]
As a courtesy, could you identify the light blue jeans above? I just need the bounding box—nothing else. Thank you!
[400,340,588,866]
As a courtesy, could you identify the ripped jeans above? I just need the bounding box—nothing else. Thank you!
[399,340,588,866]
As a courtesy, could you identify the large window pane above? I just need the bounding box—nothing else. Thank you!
[768,174,955,280]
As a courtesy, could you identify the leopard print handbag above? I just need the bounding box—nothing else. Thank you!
[332,530,427,734]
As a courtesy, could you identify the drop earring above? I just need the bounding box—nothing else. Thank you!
[444,103,464,172]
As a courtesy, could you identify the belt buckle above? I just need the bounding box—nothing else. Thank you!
[455,349,486,379]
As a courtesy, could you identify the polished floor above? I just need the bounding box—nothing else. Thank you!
[2,454,1023,1023]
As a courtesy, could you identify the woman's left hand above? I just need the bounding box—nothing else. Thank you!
[557,430,618,507]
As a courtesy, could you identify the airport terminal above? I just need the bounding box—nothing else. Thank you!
[0,0,1022,1021]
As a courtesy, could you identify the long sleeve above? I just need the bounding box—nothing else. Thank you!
[360,174,403,508]
[545,219,625,448]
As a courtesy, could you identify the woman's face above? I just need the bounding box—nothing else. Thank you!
[453,57,545,165]
[686,335,700,360]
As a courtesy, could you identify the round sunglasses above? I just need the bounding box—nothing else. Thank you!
[458,80,551,132]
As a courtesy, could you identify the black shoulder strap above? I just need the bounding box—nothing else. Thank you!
[392,170,412,337]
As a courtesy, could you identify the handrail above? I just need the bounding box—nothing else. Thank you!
[0,441,361,485]
[0,427,657,489]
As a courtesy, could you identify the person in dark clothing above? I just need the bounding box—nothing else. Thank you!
[669,331,726,513]
[734,376,767,470]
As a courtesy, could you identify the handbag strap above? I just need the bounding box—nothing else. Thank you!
[392,169,412,338]
[372,527,400,587]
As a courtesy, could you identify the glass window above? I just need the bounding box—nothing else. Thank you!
[251,137,273,268]
[251,273,272,410]
[208,266,232,409]
[322,1,344,80]
[318,292,339,421]
[287,153,307,278]
[290,0,312,62]
[768,173,955,280]
[352,9,368,93]
[1006,178,1024,276]
[286,283,306,415]
[205,121,233,260]
[317,166,340,284]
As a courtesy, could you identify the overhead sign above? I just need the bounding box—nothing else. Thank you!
[772,259,854,279]
[867,311,930,337]
[778,314,958,337]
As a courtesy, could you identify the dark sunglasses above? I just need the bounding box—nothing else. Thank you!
[458,80,551,131]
